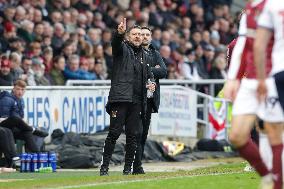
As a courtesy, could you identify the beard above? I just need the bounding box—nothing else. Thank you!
[141,42,149,47]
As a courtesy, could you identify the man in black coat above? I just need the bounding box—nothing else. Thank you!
[100,18,156,176]
[132,26,167,174]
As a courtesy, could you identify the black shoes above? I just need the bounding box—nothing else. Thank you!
[6,157,20,169]
[100,166,145,176]
[123,169,132,175]
[123,166,132,175]
[33,129,48,137]
[100,167,109,176]
[132,167,145,175]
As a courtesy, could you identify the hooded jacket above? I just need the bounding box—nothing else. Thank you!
[0,91,24,118]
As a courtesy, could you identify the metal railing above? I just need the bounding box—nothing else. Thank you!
[171,85,230,139]
[65,79,226,97]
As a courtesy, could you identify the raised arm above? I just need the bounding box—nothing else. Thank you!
[111,18,127,56]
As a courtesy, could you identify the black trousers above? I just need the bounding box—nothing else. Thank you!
[0,116,33,132]
[133,99,153,169]
[0,117,39,152]
[0,127,17,167]
[101,102,143,170]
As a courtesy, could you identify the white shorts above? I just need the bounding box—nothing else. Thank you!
[232,79,259,115]
[257,77,284,122]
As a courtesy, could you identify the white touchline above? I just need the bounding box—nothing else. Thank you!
[45,171,243,189]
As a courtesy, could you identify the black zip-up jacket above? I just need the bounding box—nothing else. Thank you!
[145,44,167,112]
[107,32,153,116]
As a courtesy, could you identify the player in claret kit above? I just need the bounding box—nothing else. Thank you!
[224,0,284,188]
[254,0,284,188]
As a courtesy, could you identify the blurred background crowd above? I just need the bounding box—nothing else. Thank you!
[0,0,238,90]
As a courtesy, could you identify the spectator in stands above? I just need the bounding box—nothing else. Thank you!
[200,30,210,48]
[48,55,66,85]
[161,30,177,50]
[51,22,65,52]
[202,44,215,77]
[210,52,227,96]
[181,49,200,80]
[3,6,16,22]
[9,52,24,81]
[0,22,17,53]
[218,18,231,45]
[31,57,50,86]
[63,10,74,33]
[94,61,106,80]
[103,43,113,78]
[61,40,74,59]
[101,29,112,45]
[34,8,43,24]
[167,64,182,79]
[86,56,95,73]
[191,30,202,48]
[8,37,25,56]
[79,57,90,72]
[14,6,26,26]
[42,47,53,74]
[42,35,52,48]
[93,44,107,79]
[87,28,101,46]
[50,11,62,24]
[150,28,162,49]
[77,13,88,29]
[93,12,106,30]
[80,40,93,57]
[21,56,36,86]
[210,30,221,48]
[0,57,14,86]
[18,19,34,43]
[42,22,54,38]
[85,10,94,28]
[160,45,174,67]
[64,54,96,80]
[148,2,163,28]
[29,41,42,57]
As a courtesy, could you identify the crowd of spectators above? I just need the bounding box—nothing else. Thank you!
[0,0,237,88]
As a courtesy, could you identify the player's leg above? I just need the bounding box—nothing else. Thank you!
[265,122,283,189]
[229,114,270,176]
[258,122,272,171]
[230,79,270,177]
[257,77,284,189]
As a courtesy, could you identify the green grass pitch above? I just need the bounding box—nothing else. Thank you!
[0,162,260,189]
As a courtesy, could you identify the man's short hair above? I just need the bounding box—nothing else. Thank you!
[14,80,27,88]
[141,26,152,33]
[126,25,141,33]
